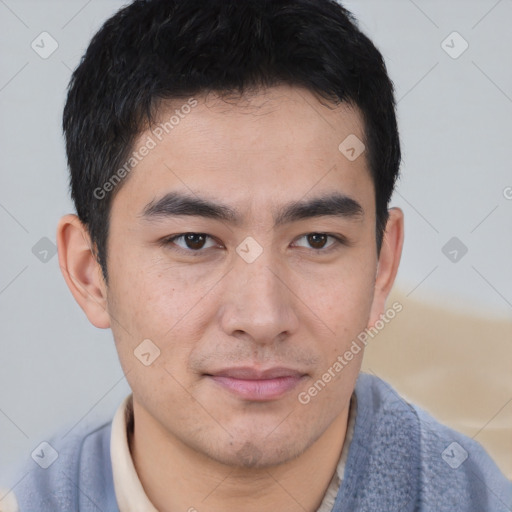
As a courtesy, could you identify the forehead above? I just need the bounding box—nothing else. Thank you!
[153,85,366,157]
[111,85,374,221]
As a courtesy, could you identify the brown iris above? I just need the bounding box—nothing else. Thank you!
[183,233,208,250]
[306,233,328,249]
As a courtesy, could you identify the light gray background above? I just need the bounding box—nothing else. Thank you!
[1,0,511,483]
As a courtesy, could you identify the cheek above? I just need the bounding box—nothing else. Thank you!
[302,253,376,330]
[105,253,220,379]
[108,250,208,330]
[305,260,376,380]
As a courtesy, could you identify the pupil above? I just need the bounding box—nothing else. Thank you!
[309,233,326,249]
[186,233,204,249]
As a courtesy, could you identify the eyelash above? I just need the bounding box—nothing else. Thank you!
[160,232,347,255]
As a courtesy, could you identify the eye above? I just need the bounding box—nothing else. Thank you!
[164,233,219,252]
[293,233,343,251]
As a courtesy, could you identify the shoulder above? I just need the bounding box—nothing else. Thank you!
[410,399,512,511]
[336,373,512,512]
[4,420,119,512]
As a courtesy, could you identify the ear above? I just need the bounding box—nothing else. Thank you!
[368,207,404,325]
[56,214,111,329]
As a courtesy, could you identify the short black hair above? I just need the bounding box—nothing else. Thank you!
[63,0,401,281]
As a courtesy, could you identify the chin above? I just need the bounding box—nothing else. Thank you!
[201,429,311,469]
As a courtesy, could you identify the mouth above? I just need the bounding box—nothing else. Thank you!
[204,367,308,401]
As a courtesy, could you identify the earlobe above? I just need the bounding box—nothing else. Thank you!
[56,214,111,329]
[369,207,404,323]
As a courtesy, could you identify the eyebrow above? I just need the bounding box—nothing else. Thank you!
[141,191,364,226]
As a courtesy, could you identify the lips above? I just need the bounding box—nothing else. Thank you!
[205,367,307,401]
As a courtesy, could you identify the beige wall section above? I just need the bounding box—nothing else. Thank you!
[361,289,512,480]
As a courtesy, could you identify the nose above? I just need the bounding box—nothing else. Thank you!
[218,247,300,345]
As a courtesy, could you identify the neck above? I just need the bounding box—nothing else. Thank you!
[130,400,349,512]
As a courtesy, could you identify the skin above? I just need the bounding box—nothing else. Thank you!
[57,84,404,512]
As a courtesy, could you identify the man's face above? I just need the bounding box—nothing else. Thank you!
[104,85,381,467]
